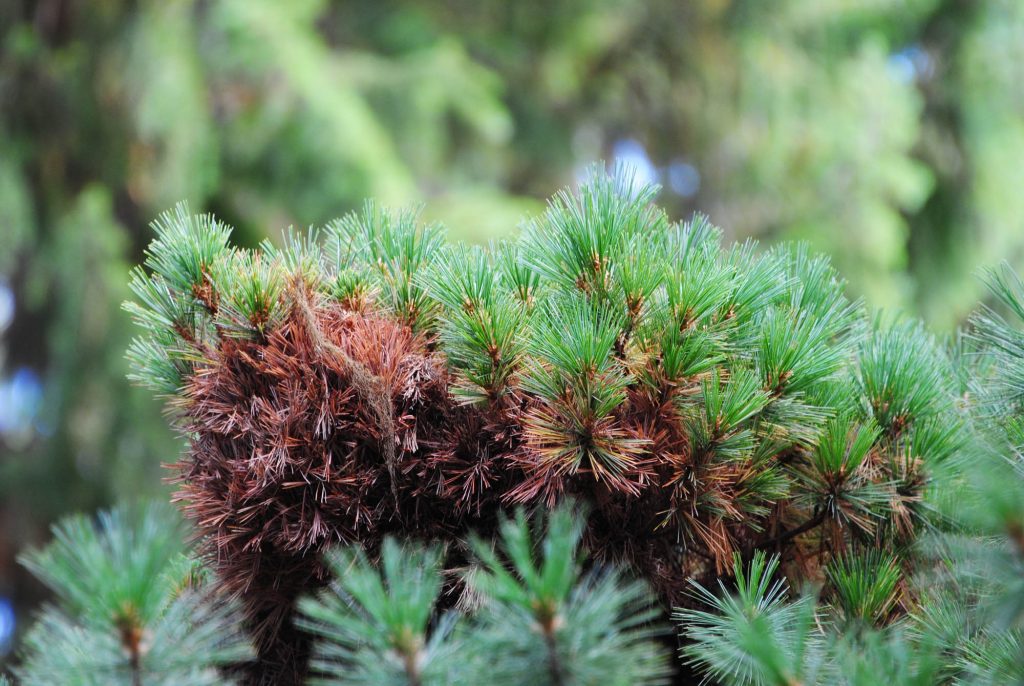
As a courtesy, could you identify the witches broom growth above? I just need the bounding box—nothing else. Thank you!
[125,169,961,683]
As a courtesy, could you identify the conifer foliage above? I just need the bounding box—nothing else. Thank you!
[670,264,1024,685]
[117,167,965,682]
[14,502,251,685]
[297,503,671,685]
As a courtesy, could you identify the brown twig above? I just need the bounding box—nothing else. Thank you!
[743,509,827,559]
[540,611,565,686]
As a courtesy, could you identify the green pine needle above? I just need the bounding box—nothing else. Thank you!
[825,552,903,626]
[465,504,672,685]
[16,502,251,685]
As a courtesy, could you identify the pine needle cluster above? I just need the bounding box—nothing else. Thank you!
[14,502,251,685]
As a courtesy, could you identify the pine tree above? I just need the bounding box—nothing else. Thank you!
[118,166,966,682]
[16,174,1024,683]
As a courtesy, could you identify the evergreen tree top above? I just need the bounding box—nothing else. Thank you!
[120,165,967,683]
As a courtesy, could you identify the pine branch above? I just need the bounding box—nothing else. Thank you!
[15,502,252,685]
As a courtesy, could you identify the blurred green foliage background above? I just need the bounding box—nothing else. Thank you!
[1,0,1023,662]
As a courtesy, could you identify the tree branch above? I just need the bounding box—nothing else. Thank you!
[744,510,827,557]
